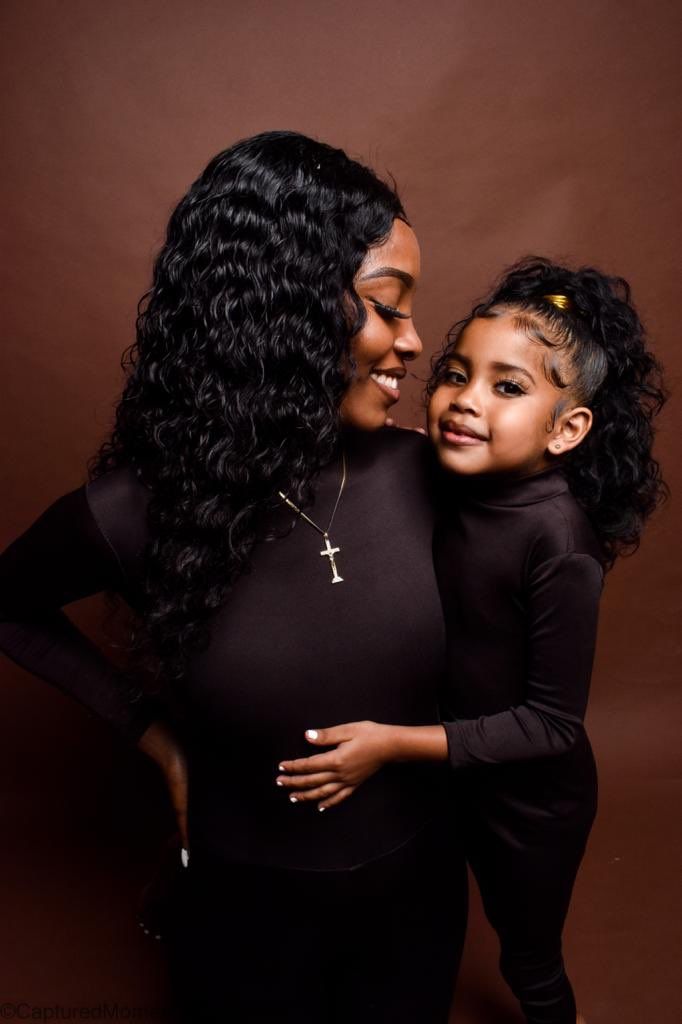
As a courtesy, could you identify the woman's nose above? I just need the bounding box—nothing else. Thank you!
[394,321,423,360]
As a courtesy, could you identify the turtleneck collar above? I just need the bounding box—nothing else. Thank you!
[456,464,569,508]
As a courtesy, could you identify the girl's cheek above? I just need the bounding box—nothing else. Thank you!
[427,388,452,449]
[427,385,448,427]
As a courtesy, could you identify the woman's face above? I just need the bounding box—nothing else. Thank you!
[340,219,423,430]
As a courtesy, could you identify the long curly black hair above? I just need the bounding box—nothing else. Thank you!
[88,130,405,688]
[428,256,668,569]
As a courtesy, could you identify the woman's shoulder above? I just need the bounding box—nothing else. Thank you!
[370,427,436,489]
[85,462,152,512]
[345,425,432,479]
[369,425,430,463]
[85,464,153,570]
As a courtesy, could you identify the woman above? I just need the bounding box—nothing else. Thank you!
[0,131,466,1023]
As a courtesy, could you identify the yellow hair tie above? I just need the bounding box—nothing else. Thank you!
[543,293,572,311]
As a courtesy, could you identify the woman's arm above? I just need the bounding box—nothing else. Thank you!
[0,479,157,743]
[0,476,191,848]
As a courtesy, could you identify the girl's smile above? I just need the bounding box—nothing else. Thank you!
[438,419,489,445]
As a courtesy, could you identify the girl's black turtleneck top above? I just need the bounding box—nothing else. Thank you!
[435,466,605,776]
[0,428,448,871]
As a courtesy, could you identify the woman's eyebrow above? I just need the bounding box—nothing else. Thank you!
[357,266,415,288]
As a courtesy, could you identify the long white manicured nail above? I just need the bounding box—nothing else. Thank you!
[289,796,298,803]
[181,847,189,868]
[306,729,318,740]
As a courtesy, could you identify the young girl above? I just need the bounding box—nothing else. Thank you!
[275,257,667,1024]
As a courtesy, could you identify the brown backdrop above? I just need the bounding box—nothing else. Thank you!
[1,1,680,1021]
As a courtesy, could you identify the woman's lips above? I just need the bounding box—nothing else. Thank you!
[369,371,401,404]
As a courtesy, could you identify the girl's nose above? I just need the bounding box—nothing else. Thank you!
[450,383,482,415]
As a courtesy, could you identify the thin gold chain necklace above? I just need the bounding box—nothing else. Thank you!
[278,451,347,584]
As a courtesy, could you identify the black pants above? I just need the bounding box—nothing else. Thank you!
[466,746,598,1024]
[165,813,467,1023]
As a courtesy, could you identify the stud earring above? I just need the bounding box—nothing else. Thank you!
[553,442,562,450]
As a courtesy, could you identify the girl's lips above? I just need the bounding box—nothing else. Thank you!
[440,426,487,446]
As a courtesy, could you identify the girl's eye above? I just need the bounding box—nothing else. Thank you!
[444,369,467,385]
[370,300,411,321]
[495,379,526,396]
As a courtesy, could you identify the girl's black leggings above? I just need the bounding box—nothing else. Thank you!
[468,787,597,1024]
[164,813,468,1024]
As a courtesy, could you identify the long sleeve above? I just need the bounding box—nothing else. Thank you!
[0,480,158,745]
[444,552,604,768]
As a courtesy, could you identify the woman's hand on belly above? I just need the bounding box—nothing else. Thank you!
[276,720,394,811]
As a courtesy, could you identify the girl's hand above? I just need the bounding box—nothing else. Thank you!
[276,720,396,811]
[136,720,190,854]
[385,417,427,434]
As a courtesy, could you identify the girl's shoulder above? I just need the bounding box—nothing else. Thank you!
[451,466,605,569]
[527,487,605,570]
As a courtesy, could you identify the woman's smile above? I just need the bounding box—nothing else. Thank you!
[369,366,406,403]
[340,218,422,430]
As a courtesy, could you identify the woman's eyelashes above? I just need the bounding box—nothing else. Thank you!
[370,299,412,321]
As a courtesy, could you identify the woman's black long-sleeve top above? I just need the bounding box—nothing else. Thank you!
[0,428,449,871]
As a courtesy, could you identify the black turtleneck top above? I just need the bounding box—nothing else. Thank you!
[0,428,448,871]
[435,466,605,778]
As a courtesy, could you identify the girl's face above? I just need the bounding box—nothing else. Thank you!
[340,218,423,431]
[428,312,591,479]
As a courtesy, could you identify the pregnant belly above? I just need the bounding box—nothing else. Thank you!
[184,738,449,871]
[175,544,447,868]
[182,624,443,749]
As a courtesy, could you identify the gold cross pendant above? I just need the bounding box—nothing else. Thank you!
[320,534,343,584]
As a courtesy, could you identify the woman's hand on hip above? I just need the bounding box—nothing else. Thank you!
[136,720,190,853]
[276,720,396,811]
